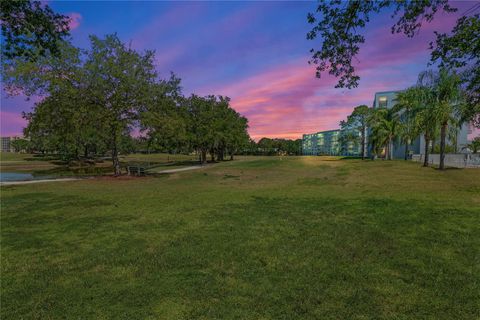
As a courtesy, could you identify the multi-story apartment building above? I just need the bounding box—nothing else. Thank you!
[1,136,23,153]
[371,91,469,158]
[1,137,13,152]
[302,129,361,156]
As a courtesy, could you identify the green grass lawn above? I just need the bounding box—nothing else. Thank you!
[1,156,479,319]
[0,152,199,176]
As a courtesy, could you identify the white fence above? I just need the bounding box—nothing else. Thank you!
[412,153,480,168]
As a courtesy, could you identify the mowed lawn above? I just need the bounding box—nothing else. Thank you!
[1,156,479,319]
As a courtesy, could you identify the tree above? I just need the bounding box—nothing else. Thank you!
[184,95,214,164]
[223,108,249,160]
[10,138,30,153]
[1,0,71,62]
[428,69,464,170]
[84,34,156,175]
[368,107,400,160]
[140,74,188,154]
[182,94,250,163]
[409,76,440,167]
[340,105,369,159]
[431,13,480,127]
[3,39,84,98]
[307,0,462,89]
[23,88,108,160]
[393,88,423,160]
[463,137,480,153]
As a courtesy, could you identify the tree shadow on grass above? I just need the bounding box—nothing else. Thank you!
[1,192,122,251]
[2,192,478,319]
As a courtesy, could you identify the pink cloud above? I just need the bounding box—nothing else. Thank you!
[200,59,361,140]
[196,7,466,141]
[201,50,419,140]
[68,12,82,30]
[0,111,26,136]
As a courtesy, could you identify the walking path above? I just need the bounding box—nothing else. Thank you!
[0,165,209,186]
[0,177,82,186]
[155,165,205,174]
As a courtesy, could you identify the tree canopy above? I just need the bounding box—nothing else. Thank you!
[14,33,252,173]
[1,0,71,62]
[306,0,477,89]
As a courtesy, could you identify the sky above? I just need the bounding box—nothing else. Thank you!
[1,0,478,140]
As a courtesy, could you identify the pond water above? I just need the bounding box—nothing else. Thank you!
[0,172,52,182]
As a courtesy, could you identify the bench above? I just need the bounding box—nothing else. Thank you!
[127,165,146,176]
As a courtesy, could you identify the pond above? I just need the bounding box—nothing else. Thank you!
[0,172,52,182]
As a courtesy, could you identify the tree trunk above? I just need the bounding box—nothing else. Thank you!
[201,149,207,164]
[439,122,447,170]
[111,126,121,176]
[404,141,409,161]
[386,138,392,160]
[454,129,458,153]
[230,153,234,161]
[217,148,224,161]
[431,137,435,154]
[388,138,393,160]
[361,126,365,160]
[210,149,215,162]
[112,143,121,176]
[423,137,430,167]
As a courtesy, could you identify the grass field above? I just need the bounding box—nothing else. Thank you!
[1,156,479,319]
[0,152,199,176]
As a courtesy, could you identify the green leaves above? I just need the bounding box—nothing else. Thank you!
[307,0,457,89]
[0,0,71,62]
[183,95,249,162]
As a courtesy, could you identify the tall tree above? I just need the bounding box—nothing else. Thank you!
[224,109,249,160]
[427,69,464,170]
[410,74,440,167]
[84,34,156,175]
[368,107,400,160]
[393,88,423,160]
[140,75,187,153]
[185,95,214,164]
[341,105,369,159]
[431,13,480,127]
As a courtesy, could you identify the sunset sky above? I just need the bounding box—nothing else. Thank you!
[1,1,477,140]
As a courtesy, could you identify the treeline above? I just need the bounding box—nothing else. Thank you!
[5,35,250,174]
[242,138,302,156]
[341,68,479,170]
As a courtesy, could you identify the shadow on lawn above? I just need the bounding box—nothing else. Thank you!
[2,190,478,318]
[30,165,113,177]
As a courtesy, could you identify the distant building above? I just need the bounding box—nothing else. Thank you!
[303,90,471,158]
[1,136,22,153]
[371,91,469,158]
[302,129,361,156]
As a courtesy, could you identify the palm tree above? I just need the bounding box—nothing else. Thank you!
[394,88,422,160]
[430,69,464,170]
[368,107,400,160]
[416,71,442,167]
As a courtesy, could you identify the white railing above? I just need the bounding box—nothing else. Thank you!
[412,153,480,168]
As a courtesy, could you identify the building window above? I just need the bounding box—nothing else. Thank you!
[378,96,387,108]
